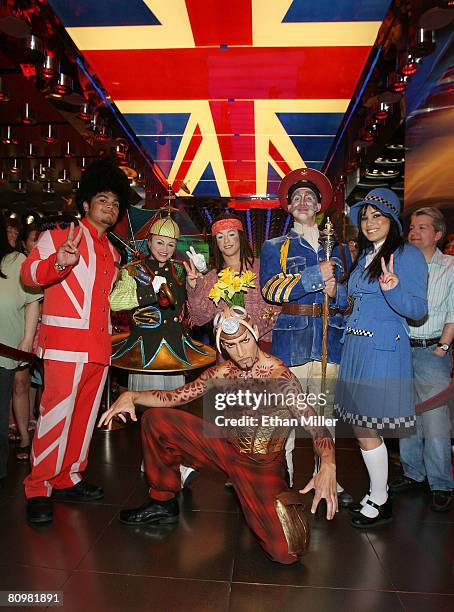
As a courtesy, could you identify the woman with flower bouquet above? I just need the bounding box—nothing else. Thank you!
[184,212,279,351]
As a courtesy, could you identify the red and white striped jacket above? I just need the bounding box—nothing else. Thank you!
[21,218,120,365]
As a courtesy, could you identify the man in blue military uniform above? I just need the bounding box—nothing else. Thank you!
[260,168,352,505]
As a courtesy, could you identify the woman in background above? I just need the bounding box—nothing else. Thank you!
[0,216,41,482]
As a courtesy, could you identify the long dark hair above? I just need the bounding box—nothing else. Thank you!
[350,204,404,281]
[212,212,254,273]
[0,215,17,278]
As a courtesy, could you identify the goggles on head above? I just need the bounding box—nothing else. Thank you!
[213,306,258,352]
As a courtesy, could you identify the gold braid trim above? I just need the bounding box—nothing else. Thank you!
[282,275,301,302]
[275,275,294,302]
[279,238,291,273]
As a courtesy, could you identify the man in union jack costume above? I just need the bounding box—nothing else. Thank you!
[21,159,130,524]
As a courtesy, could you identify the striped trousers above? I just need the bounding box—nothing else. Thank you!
[142,409,298,564]
[24,360,108,499]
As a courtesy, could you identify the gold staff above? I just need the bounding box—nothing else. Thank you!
[319,217,336,417]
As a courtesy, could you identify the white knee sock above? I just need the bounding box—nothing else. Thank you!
[360,441,388,518]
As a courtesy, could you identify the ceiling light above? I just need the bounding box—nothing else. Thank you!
[374,102,390,121]
[63,141,72,158]
[411,28,436,57]
[27,167,41,184]
[57,169,72,184]
[53,73,73,96]
[26,143,36,159]
[41,53,57,80]
[24,34,44,58]
[41,124,58,143]
[2,126,18,145]
[10,158,21,174]
[14,181,27,194]
[42,182,55,194]
[77,103,92,121]
[20,102,36,125]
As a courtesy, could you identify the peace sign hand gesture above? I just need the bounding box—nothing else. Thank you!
[183,258,202,289]
[186,246,207,273]
[379,254,399,291]
[56,222,82,268]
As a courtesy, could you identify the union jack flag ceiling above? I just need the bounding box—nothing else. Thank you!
[49,0,391,199]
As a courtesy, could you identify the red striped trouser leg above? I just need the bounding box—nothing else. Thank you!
[141,409,297,563]
[229,455,299,565]
[141,408,236,501]
[24,361,107,498]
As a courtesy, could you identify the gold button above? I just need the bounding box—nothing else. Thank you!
[164,267,169,272]
[163,319,167,324]
[173,317,178,322]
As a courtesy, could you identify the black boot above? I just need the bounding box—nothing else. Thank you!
[26,497,53,524]
[119,498,179,526]
[52,481,104,502]
[351,497,392,529]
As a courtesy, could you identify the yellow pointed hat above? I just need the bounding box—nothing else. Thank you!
[148,215,180,239]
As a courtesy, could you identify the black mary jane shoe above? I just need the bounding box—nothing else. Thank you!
[351,497,393,529]
[348,501,366,516]
[26,497,53,524]
[52,481,104,502]
[119,498,179,526]
[348,491,371,516]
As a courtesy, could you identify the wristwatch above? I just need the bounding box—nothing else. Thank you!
[436,342,450,352]
[54,262,67,271]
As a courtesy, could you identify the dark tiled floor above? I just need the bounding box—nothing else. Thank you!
[0,421,452,611]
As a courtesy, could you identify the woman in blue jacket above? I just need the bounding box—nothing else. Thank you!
[335,188,428,528]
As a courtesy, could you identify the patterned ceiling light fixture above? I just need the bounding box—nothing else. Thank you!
[41,52,57,80]
[57,168,72,184]
[361,123,378,143]
[25,142,36,159]
[41,124,57,143]
[63,141,72,158]
[400,53,420,76]
[374,102,391,121]
[42,181,55,194]
[20,102,36,125]
[78,157,88,173]
[388,71,408,93]
[77,102,92,121]
[24,34,44,59]
[53,72,73,96]
[2,125,18,145]
[9,158,21,174]
[411,28,436,58]
[14,180,27,194]
[115,139,128,164]
[44,158,56,177]
[27,167,40,184]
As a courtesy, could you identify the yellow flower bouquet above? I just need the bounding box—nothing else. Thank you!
[208,268,256,307]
